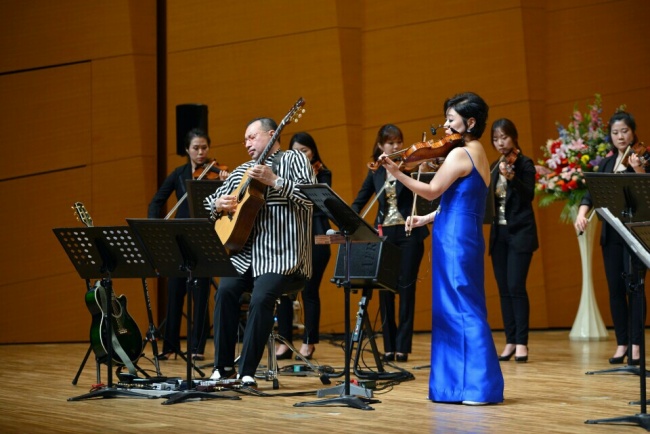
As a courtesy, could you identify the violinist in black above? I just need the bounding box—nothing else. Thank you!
[147,128,228,361]
[487,118,538,363]
[575,111,649,365]
[351,124,429,362]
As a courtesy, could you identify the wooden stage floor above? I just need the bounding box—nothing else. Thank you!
[1,330,649,433]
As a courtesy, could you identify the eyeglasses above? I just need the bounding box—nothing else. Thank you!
[243,130,270,145]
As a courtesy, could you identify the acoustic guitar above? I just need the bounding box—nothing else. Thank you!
[73,202,143,365]
[213,97,306,252]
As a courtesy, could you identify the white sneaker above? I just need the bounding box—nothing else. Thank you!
[239,375,258,387]
[209,367,235,381]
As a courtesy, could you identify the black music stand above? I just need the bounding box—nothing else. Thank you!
[583,173,650,377]
[53,225,158,401]
[582,174,650,430]
[185,179,224,219]
[331,241,402,379]
[294,184,382,410]
[127,218,240,405]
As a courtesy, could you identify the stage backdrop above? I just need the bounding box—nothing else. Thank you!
[0,0,648,343]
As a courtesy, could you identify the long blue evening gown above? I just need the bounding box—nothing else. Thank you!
[428,149,504,403]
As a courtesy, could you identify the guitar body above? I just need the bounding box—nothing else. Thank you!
[86,282,143,364]
[214,173,266,252]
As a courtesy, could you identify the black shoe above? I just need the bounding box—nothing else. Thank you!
[498,350,515,361]
[276,349,293,360]
[396,353,408,362]
[382,352,395,362]
[609,355,626,364]
[629,358,641,366]
[295,346,315,361]
[514,355,528,363]
[157,351,176,361]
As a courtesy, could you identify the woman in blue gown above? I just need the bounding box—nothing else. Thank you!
[379,92,504,405]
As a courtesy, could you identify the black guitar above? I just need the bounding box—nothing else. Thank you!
[73,202,143,365]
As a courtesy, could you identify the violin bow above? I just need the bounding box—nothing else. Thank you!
[164,160,217,220]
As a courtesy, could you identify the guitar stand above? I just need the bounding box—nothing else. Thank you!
[68,278,152,401]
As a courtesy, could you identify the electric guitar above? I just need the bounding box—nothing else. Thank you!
[73,202,143,365]
[213,98,306,252]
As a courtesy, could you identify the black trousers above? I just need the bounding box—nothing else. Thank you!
[380,225,424,354]
[162,276,210,355]
[213,270,301,377]
[277,242,331,345]
[491,225,532,346]
[602,241,647,346]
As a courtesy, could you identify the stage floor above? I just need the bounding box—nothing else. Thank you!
[0,330,647,433]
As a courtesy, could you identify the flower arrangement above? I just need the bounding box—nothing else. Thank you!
[534,94,619,223]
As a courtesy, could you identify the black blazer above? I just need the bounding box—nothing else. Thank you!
[351,167,429,243]
[488,154,539,254]
[580,153,650,246]
[148,163,192,219]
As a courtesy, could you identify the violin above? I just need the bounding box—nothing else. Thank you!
[622,141,649,168]
[367,133,464,172]
[193,159,229,180]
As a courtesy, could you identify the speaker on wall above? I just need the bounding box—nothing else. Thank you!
[176,104,208,156]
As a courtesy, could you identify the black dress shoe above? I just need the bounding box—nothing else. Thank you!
[276,349,293,360]
[382,352,395,362]
[514,355,528,363]
[609,355,626,364]
[295,347,315,360]
[396,353,408,362]
[498,350,515,361]
[629,357,641,366]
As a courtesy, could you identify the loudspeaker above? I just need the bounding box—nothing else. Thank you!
[176,104,208,156]
[332,241,401,292]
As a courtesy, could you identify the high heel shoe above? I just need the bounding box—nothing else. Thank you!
[609,354,626,364]
[514,355,528,363]
[629,357,641,366]
[276,349,293,360]
[296,347,315,360]
[157,351,176,361]
[498,350,515,361]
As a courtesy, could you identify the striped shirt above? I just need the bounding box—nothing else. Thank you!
[204,150,315,278]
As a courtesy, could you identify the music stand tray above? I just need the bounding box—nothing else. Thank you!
[53,225,158,401]
[127,218,240,405]
[295,184,383,410]
[185,179,223,219]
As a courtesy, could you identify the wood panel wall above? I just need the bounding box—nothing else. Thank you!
[0,0,648,344]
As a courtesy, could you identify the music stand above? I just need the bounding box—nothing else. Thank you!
[185,179,223,219]
[53,225,157,401]
[294,184,382,410]
[583,173,650,376]
[331,241,404,380]
[127,218,240,405]
[582,174,650,430]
